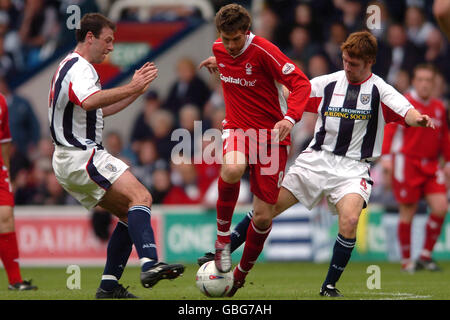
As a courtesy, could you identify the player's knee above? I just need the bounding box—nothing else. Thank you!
[433,206,448,217]
[348,216,359,228]
[130,188,153,207]
[341,215,359,233]
[0,213,14,232]
[140,190,153,207]
[431,199,448,216]
[252,212,272,230]
[221,165,245,183]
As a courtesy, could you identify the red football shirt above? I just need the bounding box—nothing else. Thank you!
[382,90,450,162]
[0,93,12,168]
[213,33,311,145]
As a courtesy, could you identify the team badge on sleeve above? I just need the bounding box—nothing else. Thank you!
[282,63,295,75]
[105,163,118,172]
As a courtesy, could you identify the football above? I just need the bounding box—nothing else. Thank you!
[196,261,234,297]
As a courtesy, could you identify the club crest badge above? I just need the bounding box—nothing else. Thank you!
[360,94,371,105]
[245,63,252,75]
[105,163,117,172]
[282,63,295,75]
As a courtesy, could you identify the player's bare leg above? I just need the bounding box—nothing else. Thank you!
[417,193,448,271]
[0,206,14,233]
[273,187,300,217]
[320,193,364,297]
[215,150,246,273]
[98,169,152,220]
[228,195,274,297]
[336,194,365,238]
[397,202,417,271]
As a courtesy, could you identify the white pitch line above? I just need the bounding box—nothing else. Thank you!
[353,291,432,299]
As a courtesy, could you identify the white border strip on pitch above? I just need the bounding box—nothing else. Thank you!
[15,258,141,267]
[265,244,312,260]
[269,224,311,239]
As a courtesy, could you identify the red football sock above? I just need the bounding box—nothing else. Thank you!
[216,177,240,243]
[0,232,23,285]
[239,220,272,272]
[420,213,445,260]
[233,263,248,283]
[397,221,411,262]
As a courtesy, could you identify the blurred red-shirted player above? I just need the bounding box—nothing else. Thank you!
[382,63,450,272]
[199,4,311,296]
[0,93,37,290]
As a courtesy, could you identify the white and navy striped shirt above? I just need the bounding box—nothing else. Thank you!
[48,52,103,150]
[304,70,413,161]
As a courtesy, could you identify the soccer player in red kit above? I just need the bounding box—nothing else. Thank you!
[382,63,450,272]
[0,93,37,290]
[199,4,311,296]
[199,30,434,297]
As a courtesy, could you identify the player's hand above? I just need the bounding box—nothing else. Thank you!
[273,119,294,142]
[198,56,218,74]
[139,62,158,91]
[131,62,158,93]
[416,114,435,128]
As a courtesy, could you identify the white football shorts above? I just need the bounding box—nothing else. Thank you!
[282,149,372,213]
[52,145,129,210]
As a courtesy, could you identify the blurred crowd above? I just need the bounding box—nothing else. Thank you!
[0,0,101,84]
[0,0,202,85]
[1,0,449,216]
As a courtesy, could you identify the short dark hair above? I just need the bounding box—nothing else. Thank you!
[215,4,251,34]
[412,63,437,79]
[76,13,116,43]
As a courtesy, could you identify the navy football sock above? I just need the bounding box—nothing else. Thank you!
[127,205,158,272]
[100,221,133,291]
[322,234,356,288]
[230,210,253,252]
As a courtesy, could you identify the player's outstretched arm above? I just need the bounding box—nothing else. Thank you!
[198,56,218,74]
[405,108,435,128]
[102,91,141,117]
[82,62,158,113]
[102,63,158,117]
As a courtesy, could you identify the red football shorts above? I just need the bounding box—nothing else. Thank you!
[392,154,446,203]
[0,167,14,206]
[222,128,288,204]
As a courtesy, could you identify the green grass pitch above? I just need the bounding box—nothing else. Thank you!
[1,261,449,300]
